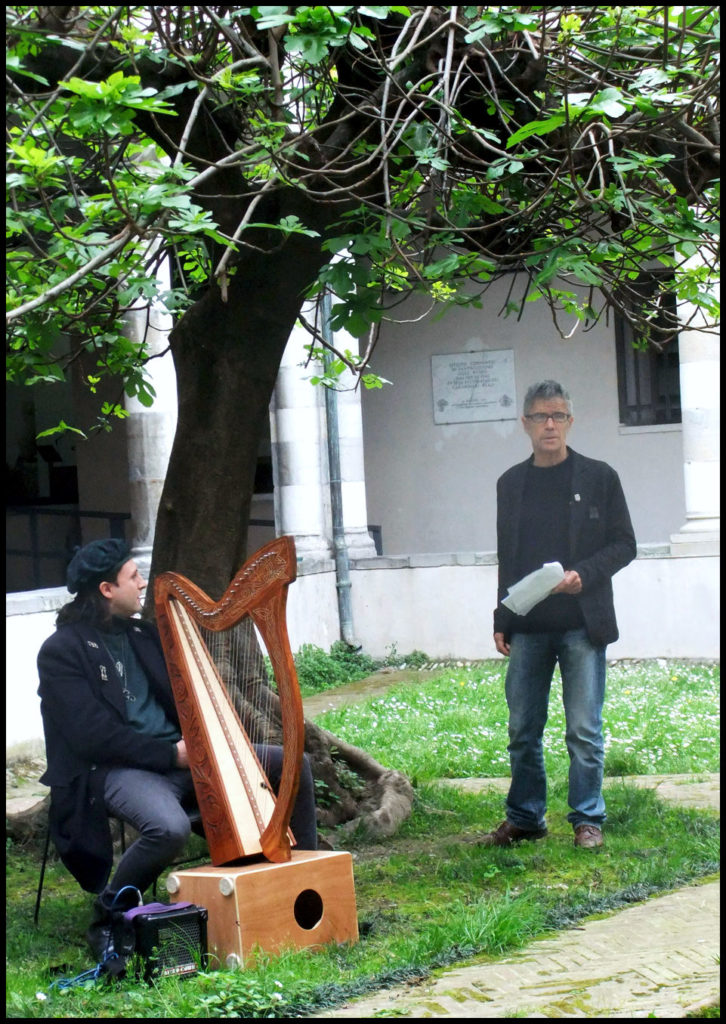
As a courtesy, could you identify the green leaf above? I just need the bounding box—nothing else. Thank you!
[359,7,410,20]
[251,7,294,31]
[245,217,320,238]
[361,373,391,389]
[465,10,538,42]
[101,402,130,420]
[423,254,461,278]
[36,420,87,439]
[566,87,632,119]
[507,114,566,149]
[284,34,329,64]
[6,54,49,86]
[590,87,630,118]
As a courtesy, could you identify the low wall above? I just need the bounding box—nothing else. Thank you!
[6,548,719,754]
[339,547,720,663]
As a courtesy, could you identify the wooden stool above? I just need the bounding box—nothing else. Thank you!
[166,849,358,969]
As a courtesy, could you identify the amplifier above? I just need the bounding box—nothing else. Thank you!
[116,902,208,981]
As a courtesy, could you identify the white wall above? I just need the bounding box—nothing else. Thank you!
[345,550,719,663]
[361,283,686,555]
[6,593,60,755]
[6,550,718,753]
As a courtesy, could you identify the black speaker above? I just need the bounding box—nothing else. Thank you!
[116,902,208,981]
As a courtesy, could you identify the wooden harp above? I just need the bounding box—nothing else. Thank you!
[154,536,305,866]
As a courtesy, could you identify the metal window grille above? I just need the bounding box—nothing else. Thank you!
[614,277,682,427]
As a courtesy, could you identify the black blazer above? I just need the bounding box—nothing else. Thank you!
[493,448,637,647]
[37,619,179,893]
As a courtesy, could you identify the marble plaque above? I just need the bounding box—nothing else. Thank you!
[431,350,517,424]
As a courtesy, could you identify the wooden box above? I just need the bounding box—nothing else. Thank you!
[166,849,358,968]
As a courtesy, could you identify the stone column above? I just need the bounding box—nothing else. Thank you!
[271,318,333,565]
[270,300,378,569]
[670,275,720,556]
[123,268,178,579]
[332,335,378,559]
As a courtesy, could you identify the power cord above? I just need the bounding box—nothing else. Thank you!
[49,885,143,990]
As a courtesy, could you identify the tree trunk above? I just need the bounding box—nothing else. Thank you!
[305,721,415,838]
[148,231,324,597]
[6,794,49,849]
[146,223,415,839]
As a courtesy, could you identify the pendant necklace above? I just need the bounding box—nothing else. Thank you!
[102,633,136,702]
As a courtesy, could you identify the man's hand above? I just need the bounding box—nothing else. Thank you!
[551,569,583,595]
[494,632,511,657]
[175,739,189,768]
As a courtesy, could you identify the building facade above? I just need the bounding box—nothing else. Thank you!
[5,275,720,754]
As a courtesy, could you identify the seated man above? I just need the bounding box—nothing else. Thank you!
[37,538,317,970]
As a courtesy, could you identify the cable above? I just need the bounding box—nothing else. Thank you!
[50,962,107,990]
[49,886,143,989]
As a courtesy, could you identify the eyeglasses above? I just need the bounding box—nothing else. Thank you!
[524,412,571,423]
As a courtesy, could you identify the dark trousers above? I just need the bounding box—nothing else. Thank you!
[103,746,318,897]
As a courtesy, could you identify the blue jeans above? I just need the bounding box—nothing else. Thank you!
[104,746,318,897]
[504,629,607,831]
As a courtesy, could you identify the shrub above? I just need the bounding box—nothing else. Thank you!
[294,642,377,693]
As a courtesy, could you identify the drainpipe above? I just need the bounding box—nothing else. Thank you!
[320,291,359,649]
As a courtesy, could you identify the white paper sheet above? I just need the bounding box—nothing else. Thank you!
[501,562,565,616]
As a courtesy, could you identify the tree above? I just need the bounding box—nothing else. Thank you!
[6,6,720,835]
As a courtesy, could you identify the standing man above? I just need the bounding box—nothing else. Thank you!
[482,380,636,850]
[37,538,318,970]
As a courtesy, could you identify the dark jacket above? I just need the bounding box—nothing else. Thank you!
[493,447,636,647]
[37,619,179,893]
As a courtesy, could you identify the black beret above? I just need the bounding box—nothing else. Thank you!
[66,539,132,594]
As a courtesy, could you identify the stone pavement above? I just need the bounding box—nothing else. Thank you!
[315,774,720,1020]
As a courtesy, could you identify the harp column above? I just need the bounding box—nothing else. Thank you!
[122,270,178,579]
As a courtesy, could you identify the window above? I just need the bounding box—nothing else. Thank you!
[614,276,681,427]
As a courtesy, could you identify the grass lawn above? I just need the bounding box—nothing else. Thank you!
[313,659,720,781]
[6,659,719,1018]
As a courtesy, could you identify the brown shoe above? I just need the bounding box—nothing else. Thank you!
[478,820,548,847]
[574,824,604,848]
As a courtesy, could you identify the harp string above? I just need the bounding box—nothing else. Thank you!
[199,615,278,780]
[171,601,275,840]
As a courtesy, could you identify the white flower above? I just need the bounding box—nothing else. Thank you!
[36,992,47,1002]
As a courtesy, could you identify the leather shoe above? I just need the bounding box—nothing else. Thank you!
[86,898,126,976]
[574,824,604,848]
[478,819,547,847]
[86,919,114,963]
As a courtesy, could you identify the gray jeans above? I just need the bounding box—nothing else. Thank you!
[103,746,317,897]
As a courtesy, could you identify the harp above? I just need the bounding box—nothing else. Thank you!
[154,536,305,865]
[156,536,359,966]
